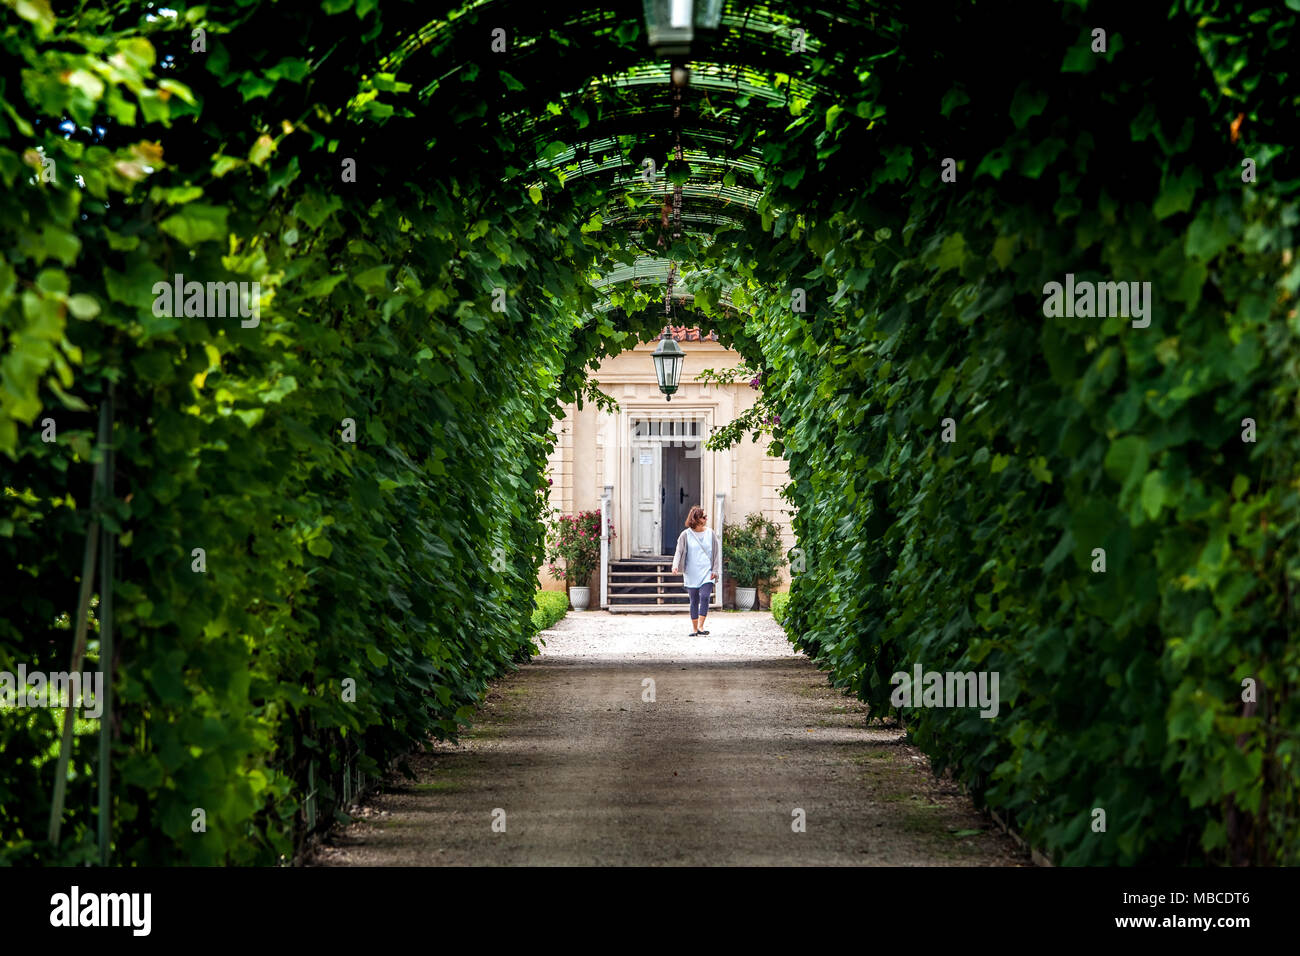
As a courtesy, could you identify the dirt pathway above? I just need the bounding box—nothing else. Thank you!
[315,612,1027,866]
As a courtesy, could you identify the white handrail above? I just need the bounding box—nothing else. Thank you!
[713,491,725,607]
[600,485,613,609]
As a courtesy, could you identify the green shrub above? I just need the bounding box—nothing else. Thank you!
[531,590,570,632]
[770,592,790,625]
[722,513,787,589]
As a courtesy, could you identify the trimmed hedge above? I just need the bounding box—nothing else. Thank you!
[714,1,1300,864]
[3,0,1296,869]
[0,0,654,864]
[531,591,570,633]
[770,592,790,626]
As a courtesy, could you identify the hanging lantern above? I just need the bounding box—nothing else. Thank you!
[641,0,724,57]
[652,329,686,400]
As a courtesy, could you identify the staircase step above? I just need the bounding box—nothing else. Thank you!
[609,603,689,608]
[609,603,701,614]
[604,556,715,613]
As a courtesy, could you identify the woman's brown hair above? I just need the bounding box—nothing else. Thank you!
[685,505,706,530]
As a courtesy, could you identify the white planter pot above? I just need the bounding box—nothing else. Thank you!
[568,586,591,611]
[735,587,757,611]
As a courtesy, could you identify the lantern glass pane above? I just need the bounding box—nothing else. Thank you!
[643,0,694,55]
[697,0,723,28]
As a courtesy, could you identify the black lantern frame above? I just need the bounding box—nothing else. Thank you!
[652,329,686,400]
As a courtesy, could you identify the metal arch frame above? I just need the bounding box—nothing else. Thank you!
[529,145,765,203]
[378,2,878,102]
[509,63,779,237]
[587,256,750,318]
[366,2,894,243]
[502,60,820,156]
[602,207,757,234]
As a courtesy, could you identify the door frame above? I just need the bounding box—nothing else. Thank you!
[615,403,718,560]
[660,440,703,554]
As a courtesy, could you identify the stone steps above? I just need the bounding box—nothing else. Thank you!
[606,556,717,613]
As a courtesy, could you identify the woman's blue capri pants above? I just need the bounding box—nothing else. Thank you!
[688,582,713,618]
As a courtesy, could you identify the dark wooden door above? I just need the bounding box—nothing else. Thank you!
[660,442,702,553]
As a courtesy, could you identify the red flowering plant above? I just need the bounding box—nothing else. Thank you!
[545,510,614,589]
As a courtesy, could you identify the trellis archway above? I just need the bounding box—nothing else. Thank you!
[2,0,1297,869]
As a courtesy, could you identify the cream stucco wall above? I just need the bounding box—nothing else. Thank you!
[541,337,795,598]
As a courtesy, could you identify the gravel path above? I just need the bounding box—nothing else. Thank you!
[315,611,1028,866]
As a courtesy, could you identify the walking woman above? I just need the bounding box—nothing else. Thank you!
[670,505,722,636]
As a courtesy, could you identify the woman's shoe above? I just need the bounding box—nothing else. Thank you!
[697,628,710,635]
[689,630,699,636]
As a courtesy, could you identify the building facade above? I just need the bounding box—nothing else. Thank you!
[542,328,794,609]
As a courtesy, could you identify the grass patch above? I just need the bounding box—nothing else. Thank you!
[407,780,456,793]
[851,750,893,763]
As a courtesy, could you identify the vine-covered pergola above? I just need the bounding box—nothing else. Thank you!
[1,0,1297,867]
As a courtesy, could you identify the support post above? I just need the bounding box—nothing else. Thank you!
[306,761,316,831]
[600,484,613,609]
[47,402,106,845]
[97,382,115,865]
[714,491,725,607]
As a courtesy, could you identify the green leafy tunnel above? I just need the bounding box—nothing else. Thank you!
[1,0,1297,865]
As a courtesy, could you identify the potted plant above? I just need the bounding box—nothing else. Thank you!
[722,513,787,610]
[545,510,612,611]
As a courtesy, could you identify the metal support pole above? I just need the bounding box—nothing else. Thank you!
[97,382,115,865]
[600,486,612,609]
[48,391,111,846]
[306,760,316,831]
[714,491,725,608]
